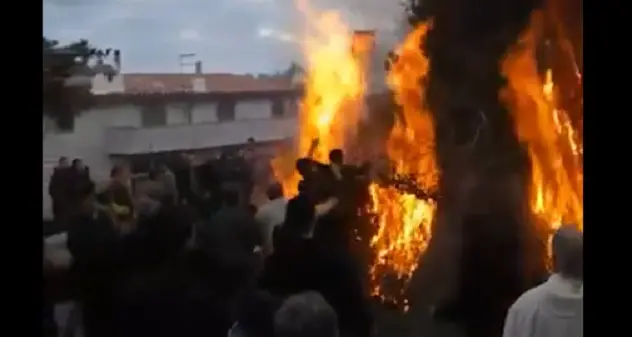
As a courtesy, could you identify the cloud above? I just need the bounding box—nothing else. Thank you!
[257,27,296,43]
[179,29,202,41]
[44,0,410,73]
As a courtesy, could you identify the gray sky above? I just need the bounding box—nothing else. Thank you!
[44,0,408,74]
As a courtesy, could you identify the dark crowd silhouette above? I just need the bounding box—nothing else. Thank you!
[44,141,583,337]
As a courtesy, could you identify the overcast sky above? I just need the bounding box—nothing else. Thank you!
[44,0,408,74]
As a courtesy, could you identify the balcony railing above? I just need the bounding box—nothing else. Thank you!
[105,116,298,154]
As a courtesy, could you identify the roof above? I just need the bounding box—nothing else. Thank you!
[122,73,295,94]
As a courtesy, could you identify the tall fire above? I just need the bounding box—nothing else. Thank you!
[502,17,583,252]
[272,7,367,196]
[273,2,581,311]
[367,23,438,307]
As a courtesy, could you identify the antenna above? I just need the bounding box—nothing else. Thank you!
[178,53,197,73]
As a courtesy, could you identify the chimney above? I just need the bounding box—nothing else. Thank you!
[192,61,206,92]
[113,49,121,71]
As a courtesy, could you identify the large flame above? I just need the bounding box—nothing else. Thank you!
[272,5,368,196]
[368,23,438,307]
[501,16,583,248]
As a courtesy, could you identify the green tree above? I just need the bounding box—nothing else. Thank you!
[43,37,118,123]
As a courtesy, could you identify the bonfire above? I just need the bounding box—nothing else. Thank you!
[273,0,582,310]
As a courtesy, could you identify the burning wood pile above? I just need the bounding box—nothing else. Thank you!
[273,0,582,311]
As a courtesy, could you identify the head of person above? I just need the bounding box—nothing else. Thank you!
[328,149,344,166]
[58,156,69,168]
[296,158,316,178]
[266,182,284,201]
[238,291,281,337]
[274,291,339,337]
[110,165,130,184]
[146,204,194,259]
[72,158,85,171]
[157,163,170,173]
[551,225,583,281]
[222,188,240,207]
[148,168,165,181]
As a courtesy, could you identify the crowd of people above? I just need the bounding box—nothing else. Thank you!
[43,142,583,337]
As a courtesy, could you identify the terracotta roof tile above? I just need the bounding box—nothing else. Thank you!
[122,73,295,94]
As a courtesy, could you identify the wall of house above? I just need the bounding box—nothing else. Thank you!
[42,96,299,218]
[106,98,298,154]
[43,105,140,219]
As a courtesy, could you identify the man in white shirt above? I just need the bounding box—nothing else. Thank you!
[502,225,583,337]
[255,183,288,256]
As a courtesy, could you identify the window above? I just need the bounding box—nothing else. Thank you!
[217,100,236,122]
[167,103,192,125]
[271,98,285,118]
[286,99,299,117]
[183,104,193,124]
[55,115,75,132]
[141,104,167,127]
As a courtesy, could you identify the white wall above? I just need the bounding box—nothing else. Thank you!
[191,103,218,123]
[43,105,141,218]
[236,100,272,120]
[106,117,297,154]
[42,96,298,218]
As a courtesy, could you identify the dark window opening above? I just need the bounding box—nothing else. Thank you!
[55,115,75,132]
[141,104,167,127]
[217,100,236,121]
[271,99,285,118]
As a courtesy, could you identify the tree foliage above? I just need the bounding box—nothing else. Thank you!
[43,37,118,121]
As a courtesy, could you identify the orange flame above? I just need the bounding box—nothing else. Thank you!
[368,23,438,307]
[272,6,368,196]
[501,17,583,254]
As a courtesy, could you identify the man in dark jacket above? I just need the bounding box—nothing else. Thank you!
[49,157,71,222]
[66,181,124,337]
[201,189,263,307]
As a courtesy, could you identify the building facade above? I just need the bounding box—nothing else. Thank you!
[43,70,302,218]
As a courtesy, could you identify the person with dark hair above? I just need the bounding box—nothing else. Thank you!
[222,187,241,208]
[502,226,583,337]
[71,158,91,187]
[255,183,287,256]
[328,148,344,166]
[229,290,281,337]
[105,164,135,232]
[114,204,232,337]
[43,238,59,337]
[67,158,93,216]
[66,181,124,337]
[156,163,178,205]
[274,292,339,337]
[49,156,71,222]
[71,158,84,171]
[199,186,263,316]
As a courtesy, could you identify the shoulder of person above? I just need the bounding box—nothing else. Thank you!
[509,282,548,315]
